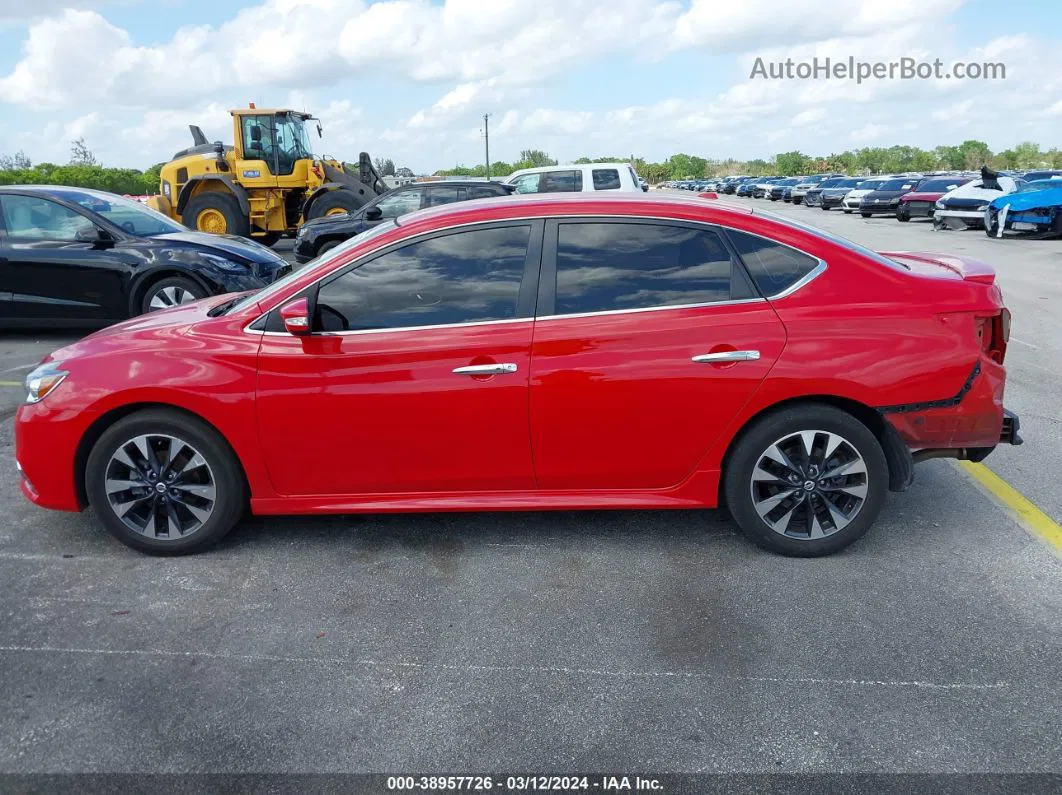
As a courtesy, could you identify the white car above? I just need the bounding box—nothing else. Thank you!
[934,169,1023,229]
[841,178,890,213]
[505,163,644,194]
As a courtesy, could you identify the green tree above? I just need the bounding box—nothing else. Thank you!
[958,139,991,170]
[933,145,964,170]
[69,138,98,166]
[518,149,556,168]
[1013,141,1042,169]
[775,151,809,175]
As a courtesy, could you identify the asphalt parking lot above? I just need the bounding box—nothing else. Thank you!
[0,201,1059,778]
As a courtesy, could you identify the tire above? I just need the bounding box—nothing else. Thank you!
[141,276,204,314]
[843,209,853,214]
[860,212,871,218]
[821,205,830,211]
[723,404,888,557]
[255,232,282,247]
[315,239,341,257]
[183,192,250,238]
[896,205,910,222]
[308,190,363,220]
[984,218,999,238]
[85,409,247,555]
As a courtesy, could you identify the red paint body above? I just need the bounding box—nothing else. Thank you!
[15,194,1011,517]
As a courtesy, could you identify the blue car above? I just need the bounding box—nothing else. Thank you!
[985,178,1062,238]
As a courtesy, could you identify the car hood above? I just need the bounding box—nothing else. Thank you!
[989,187,1062,210]
[300,213,361,233]
[863,190,908,201]
[900,191,946,202]
[152,231,283,264]
[845,188,876,199]
[821,187,856,195]
[939,177,1019,205]
[44,295,241,365]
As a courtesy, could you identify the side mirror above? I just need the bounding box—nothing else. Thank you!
[214,141,225,155]
[75,226,113,245]
[364,206,383,221]
[280,297,312,336]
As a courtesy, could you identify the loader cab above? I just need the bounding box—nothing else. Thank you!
[234,110,317,181]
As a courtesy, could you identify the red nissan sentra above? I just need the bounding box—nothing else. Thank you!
[15,193,1021,557]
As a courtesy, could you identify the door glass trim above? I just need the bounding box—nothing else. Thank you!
[243,212,827,335]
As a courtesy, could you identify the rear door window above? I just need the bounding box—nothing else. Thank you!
[428,186,465,206]
[509,174,541,194]
[592,169,622,190]
[550,221,736,315]
[540,171,583,193]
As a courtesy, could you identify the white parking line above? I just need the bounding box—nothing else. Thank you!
[0,362,40,374]
[1009,337,1039,349]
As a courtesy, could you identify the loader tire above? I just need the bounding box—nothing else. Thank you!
[184,193,250,238]
[308,190,363,219]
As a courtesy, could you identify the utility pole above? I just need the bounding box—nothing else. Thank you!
[482,113,492,178]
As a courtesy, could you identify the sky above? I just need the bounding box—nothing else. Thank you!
[0,0,1061,172]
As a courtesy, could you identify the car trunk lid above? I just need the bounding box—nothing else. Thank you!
[878,251,996,284]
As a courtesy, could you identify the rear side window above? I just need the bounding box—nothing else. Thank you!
[428,186,465,206]
[540,170,583,192]
[592,169,621,190]
[726,229,819,296]
[315,225,531,331]
[552,222,734,315]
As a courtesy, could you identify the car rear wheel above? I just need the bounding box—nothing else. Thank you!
[86,409,246,555]
[724,405,888,557]
[142,276,204,314]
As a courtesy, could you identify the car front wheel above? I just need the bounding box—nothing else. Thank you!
[142,276,204,314]
[724,405,888,557]
[86,409,247,555]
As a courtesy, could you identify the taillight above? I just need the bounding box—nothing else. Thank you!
[976,310,1009,364]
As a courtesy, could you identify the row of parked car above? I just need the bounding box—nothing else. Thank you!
[703,170,1062,238]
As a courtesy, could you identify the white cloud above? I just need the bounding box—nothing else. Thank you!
[791,108,827,127]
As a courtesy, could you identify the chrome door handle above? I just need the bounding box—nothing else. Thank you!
[452,363,518,376]
[692,350,761,363]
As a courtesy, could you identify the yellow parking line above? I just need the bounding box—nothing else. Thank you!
[956,461,1062,552]
[0,381,22,388]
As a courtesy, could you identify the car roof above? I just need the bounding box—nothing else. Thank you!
[507,163,632,176]
[394,191,758,231]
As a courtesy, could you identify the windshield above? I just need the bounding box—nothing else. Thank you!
[919,178,969,192]
[834,178,864,188]
[226,220,399,315]
[877,179,916,191]
[815,178,844,189]
[276,114,314,160]
[52,189,185,236]
[1018,179,1062,193]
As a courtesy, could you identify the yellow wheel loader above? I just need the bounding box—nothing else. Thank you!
[146,106,387,244]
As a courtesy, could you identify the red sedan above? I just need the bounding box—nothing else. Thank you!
[15,193,1021,556]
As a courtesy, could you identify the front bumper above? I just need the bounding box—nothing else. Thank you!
[936,208,985,219]
[901,200,935,217]
[860,202,899,214]
[821,195,846,207]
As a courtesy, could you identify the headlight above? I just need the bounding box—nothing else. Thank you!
[975,202,989,211]
[201,253,250,273]
[25,362,69,405]
[935,200,946,209]
[890,198,900,205]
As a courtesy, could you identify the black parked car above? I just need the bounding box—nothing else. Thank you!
[293,180,515,263]
[0,186,289,327]
[819,177,866,210]
[858,177,925,217]
[768,178,802,201]
[803,176,848,207]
